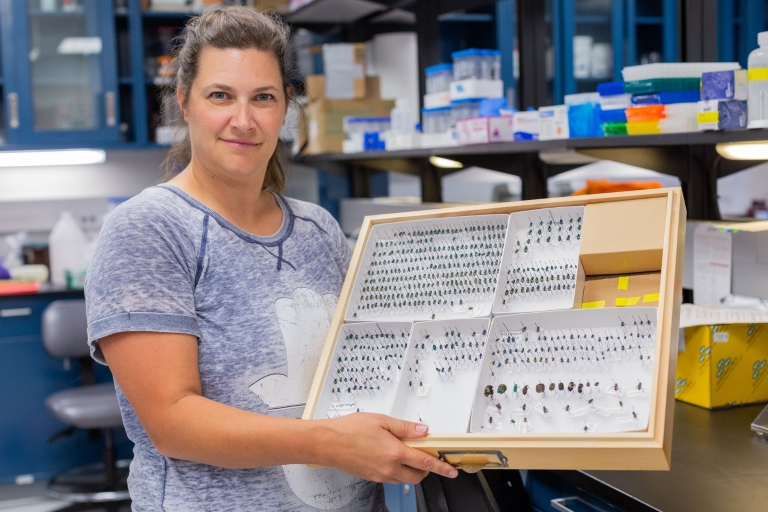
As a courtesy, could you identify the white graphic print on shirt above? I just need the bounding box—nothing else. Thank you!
[250,288,363,510]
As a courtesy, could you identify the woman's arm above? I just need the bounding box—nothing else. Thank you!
[100,331,458,484]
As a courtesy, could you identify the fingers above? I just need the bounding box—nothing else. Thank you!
[400,446,459,479]
[383,416,429,439]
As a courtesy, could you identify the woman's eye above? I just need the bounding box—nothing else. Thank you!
[211,92,226,100]
[257,93,273,102]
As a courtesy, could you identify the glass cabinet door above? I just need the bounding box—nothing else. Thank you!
[10,0,119,144]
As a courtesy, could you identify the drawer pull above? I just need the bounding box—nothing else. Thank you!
[551,496,610,512]
[8,92,19,129]
[437,450,508,473]
[0,307,32,318]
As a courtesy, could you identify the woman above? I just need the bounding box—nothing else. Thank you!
[85,7,457,512]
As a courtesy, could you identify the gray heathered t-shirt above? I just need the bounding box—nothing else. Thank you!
[85,184,383,512]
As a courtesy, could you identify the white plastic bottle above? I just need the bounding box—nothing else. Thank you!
[748,31,768,128]
[48,211,87,288]
[390,99,416,134]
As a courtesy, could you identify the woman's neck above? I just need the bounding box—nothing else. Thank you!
[168,159,284,237]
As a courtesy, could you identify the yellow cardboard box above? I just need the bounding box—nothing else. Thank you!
[676,322,768,409]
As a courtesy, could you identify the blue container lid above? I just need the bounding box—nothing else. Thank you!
[597,81,625,96]
[346,117,390,123]
[451,48,487,59]
[422,106,452,113]
[450,98,485,105]
[425,63,453,74]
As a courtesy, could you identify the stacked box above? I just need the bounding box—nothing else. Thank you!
[697,69,749,131]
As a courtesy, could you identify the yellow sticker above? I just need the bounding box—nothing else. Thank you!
[615,297,641,307]
[617,276,629,290]
[582,300,605,309]
[697,112,719,124]
[643,293,660,302]
[748,68,768,81]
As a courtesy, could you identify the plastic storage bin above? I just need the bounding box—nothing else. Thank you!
[621,62,740,81]
[483,50,502,80]
[425,64,453,94]
[599,108,627,123]
[631,91,701,105]
[625,105,666,121]
[623,78,701,95]
[451,99,483,123]
[626,120,661,135]
[603,122,628,136]
[422,107,452,134]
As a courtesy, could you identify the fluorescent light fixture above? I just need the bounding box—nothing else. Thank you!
[716,142,768,160]
[0,149,106,167]
[429,156,463,169]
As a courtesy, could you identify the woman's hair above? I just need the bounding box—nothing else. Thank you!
[161,7,298,192]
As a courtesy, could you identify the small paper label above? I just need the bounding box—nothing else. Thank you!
[583,422,597,433]
[534,402,550,416]
[569,406,588,417]
[510,407,529,416]
[714,332,729,343]
[626,389,647,398]
[616,416,639,424]
[594,407,610,417]
[329,402,357,411]
[452,304,469,313]
[605,387,624,397]
[417,384,431,397]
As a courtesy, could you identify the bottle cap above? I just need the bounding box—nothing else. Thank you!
[759,31,768,46]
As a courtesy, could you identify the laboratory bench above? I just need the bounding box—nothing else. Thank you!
[418,402,768,511]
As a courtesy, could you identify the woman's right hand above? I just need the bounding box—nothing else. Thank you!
[315,412,459,484]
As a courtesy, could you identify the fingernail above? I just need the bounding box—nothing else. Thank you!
[415,423,428,434]
[448,469,459,478]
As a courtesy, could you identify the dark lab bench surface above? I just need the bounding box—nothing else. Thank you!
[584,402,768,512]
[419,403,768,512]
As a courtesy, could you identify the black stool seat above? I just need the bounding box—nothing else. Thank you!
[46,383,123,430]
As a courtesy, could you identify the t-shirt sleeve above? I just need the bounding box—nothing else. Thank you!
[85,197,202,365]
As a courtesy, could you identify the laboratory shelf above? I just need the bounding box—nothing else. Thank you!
[297,129,768,164]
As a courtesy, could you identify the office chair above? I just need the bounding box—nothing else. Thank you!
[42,299,130,512]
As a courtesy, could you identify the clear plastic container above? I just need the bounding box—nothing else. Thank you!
[425,64,454,94]
[451,99,483,124]
[483,50,502,80]
[631,90,701,105]
[391,99,416,134]
[452,49,486,80]
[422,107,452,133]
[659,103,698,133]
[342,117,391,135]
[748,31,768,128]
[49,211,87,288]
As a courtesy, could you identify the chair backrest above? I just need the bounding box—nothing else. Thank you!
[42,300,89,359]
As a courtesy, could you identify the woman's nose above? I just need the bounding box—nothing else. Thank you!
[231,102,255,132]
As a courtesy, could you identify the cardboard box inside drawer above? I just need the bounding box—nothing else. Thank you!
[581,272,661,309]
[580,197,667,275]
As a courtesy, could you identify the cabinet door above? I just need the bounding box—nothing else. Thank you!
[8,0,119,145]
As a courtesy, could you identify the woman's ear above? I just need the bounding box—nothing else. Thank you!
[176,87,188,122]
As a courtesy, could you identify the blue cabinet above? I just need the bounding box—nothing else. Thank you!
[551,0,678,102]
[383,483,417,512]
[718,0,767,68]
[0,293,132,484]
[1,0,120,146]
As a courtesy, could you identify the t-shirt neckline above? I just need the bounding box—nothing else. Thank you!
[156,183,291,244]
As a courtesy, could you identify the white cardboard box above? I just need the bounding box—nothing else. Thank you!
[455,117,514,145]
[513,111,540,141]
[450,79,504,101]
[424,91,452,109]
[539,105,570,140]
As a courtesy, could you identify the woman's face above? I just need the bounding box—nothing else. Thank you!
[181,47,287,186]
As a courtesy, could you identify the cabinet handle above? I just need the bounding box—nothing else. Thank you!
[105,91,116,126]
[8,92,19,129]
[0,307,32,318]
[551,497,610,512]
